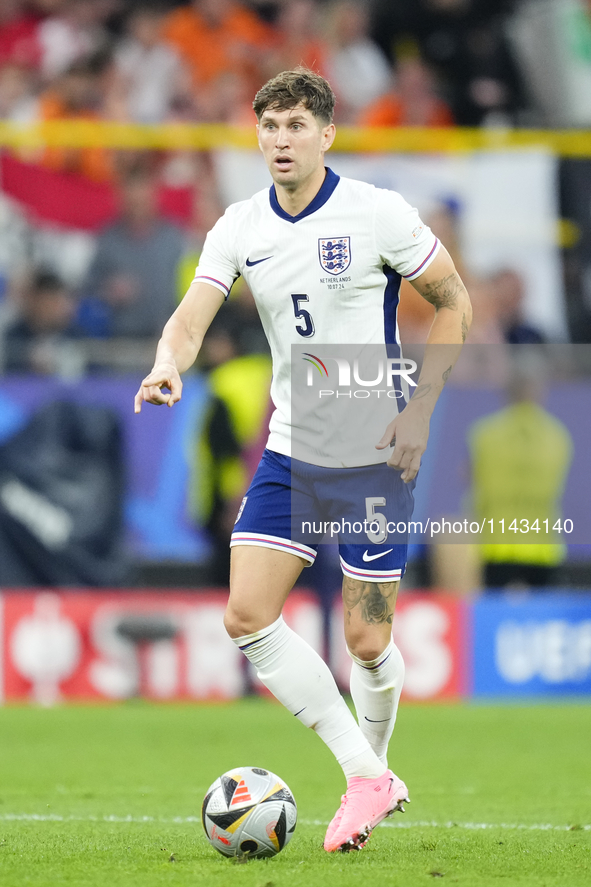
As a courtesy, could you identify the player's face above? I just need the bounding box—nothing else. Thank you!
[257,104,335,192]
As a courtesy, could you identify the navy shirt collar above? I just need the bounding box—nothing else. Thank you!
[269,167,340,223]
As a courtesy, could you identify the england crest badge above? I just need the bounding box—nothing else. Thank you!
[318,237,351,275]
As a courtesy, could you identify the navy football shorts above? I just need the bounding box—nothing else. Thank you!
[230,449,416,582]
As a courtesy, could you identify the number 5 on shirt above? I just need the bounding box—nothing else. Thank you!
[291,293,315,338]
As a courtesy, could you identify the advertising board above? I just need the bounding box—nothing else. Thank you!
[2,590,590,704]
[0,590,320,704]
[472,594,591,697]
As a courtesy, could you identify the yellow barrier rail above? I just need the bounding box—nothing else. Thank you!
[2,120,591,155]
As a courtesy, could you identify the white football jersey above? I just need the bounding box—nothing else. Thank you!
[194,168,439,467]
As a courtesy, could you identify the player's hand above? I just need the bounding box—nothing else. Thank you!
[134,363,182,413]
[376,403,431,483]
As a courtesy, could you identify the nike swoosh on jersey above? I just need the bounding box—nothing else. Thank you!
[362,548,394,562]
[245,255,273,266]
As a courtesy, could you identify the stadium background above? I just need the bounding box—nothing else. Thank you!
[1,4,591,885]
[0,0,590,834]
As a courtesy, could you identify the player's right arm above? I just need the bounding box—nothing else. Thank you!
[134,281,225,413]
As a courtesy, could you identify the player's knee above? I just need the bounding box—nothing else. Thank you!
[223,606,247,639]
[223,604,267,639]
[346,630,389,663]
[350,642,388,663]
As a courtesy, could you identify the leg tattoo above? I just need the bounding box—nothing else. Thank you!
[343,578,398,625]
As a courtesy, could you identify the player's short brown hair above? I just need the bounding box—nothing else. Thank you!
[253,68,336,125]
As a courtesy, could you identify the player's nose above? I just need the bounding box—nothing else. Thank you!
[275,127,291,147]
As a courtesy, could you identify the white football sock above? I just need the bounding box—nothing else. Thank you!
[232,616,386,780]
[348,641,404,767]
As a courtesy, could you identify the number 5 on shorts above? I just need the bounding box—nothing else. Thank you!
[365,496,387,544]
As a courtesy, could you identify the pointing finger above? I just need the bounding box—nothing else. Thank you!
[134,387,144,413]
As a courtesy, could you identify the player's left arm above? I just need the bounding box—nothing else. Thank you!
[376,246,472,481]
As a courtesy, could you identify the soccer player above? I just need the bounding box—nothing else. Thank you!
[135,68,472,852]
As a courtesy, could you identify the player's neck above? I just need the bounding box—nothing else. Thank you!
[274,166,327,217]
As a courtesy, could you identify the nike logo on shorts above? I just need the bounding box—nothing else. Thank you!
[362,549,394,562]
[245,255,273,266]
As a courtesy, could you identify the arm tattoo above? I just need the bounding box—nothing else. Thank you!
[420,273,462,311]
[461,312,469,343]
[442,365,452,383]
[342,578,398,625]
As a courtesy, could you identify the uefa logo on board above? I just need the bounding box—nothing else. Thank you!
[318,237,351,275]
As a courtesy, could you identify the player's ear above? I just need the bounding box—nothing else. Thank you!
[256,123,262,151]
[322,123,336,153]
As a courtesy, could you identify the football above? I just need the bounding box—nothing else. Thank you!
[201,766,297,858]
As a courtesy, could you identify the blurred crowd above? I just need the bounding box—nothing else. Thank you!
[0,0,533,133]
[0,0,568,374]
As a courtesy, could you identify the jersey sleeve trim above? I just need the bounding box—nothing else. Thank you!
[192,274,231,299]
[402,237,440,280]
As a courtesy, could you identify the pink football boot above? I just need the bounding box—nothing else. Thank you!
[324,770,409,852]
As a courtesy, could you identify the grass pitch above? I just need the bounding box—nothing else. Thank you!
[0,700,589,886]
